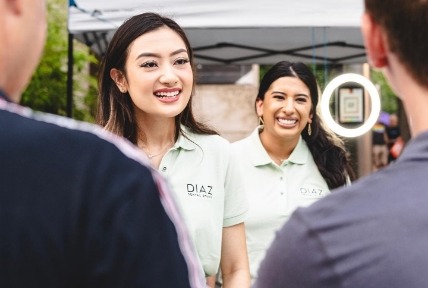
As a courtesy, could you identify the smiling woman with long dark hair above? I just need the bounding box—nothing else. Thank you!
[232,60,355,282]
[96,12,250,287]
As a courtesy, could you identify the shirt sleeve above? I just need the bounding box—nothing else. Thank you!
[223,143,249,227]
[83,153,205,288]
[254,208,340,288]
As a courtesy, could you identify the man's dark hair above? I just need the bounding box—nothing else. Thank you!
[365,0,428,88]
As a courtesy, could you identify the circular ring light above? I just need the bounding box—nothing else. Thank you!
[320,73,381,138]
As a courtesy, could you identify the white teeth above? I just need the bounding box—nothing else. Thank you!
[278,118,297,125]
[155,91,179,97]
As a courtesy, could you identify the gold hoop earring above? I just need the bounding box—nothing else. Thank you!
[259,116,264,125]
[308,123,312,136]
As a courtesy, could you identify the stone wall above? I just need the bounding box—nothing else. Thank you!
[193,84,259,143]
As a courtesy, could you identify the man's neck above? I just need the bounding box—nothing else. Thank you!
[383,53,428,138]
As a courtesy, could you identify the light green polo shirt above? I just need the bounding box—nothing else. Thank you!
[159,126,248,277]
[231,126,330,281]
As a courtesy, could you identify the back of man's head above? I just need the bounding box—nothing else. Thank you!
[365,0,428,89]
[0,0,46,102]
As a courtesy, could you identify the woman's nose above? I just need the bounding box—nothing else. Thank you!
[283,99,294,113]
[159,65,178,85]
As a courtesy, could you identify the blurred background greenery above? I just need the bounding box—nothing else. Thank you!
[21,0,99,122]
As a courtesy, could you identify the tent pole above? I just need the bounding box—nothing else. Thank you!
[67,32,74,118]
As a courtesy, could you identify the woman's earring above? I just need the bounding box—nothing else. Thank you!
[259,116,264,125]
[115,81,127,93]
[308,123,312,136]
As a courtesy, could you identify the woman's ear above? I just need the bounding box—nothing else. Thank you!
[361,12,388,68]
[110,68,128,93]
[255,98,264,117]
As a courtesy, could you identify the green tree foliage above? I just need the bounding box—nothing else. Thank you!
[370,69,398,113]
[21,0,98,122]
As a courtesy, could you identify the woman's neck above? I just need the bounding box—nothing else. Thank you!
[259,130,299,165]
[136,115,176,168]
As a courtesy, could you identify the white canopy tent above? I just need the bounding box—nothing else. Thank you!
[68,0,366,65]
[66,0,367,116]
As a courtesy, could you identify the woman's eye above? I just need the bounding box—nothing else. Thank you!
[296,97,308,102]
[175,58,190,65]
[141,61,157,68]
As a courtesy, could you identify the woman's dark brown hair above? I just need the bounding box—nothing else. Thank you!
[96,12,216,144]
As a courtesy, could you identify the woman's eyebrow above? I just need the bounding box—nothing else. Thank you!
[135,48,188,60]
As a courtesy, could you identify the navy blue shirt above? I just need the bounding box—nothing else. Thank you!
[0,95,203,287]
[0,89,10,102]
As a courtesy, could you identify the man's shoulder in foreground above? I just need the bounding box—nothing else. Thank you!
[0,102,204,288]
[255,132,428,288]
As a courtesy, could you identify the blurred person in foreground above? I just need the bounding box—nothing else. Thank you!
[371,117,388,171]
[386,113,402,162]
[0,1,204,287]
[254,0,428,287]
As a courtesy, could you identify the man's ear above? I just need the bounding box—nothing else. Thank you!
[5,0,23,15]
[361,12,388,68]
[110,68,128,93]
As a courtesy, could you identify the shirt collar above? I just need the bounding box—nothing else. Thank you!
[398,131,428,162]
[0,89,11,102]
[287,136,309,164]
[248,126,309,166]
[174,125,198,151]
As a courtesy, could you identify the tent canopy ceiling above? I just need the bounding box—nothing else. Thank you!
[68,0,366,65]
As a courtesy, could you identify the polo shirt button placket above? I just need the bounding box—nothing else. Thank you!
[280,175,284,195]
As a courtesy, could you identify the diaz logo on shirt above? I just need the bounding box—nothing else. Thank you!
[187,183,213,199]
[299,187,326,197]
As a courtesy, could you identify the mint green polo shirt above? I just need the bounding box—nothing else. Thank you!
[231,126,330,281]
[159,126,248,277]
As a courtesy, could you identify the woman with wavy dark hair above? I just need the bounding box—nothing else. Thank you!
[232,61,354,282]
[96,12,250,287]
